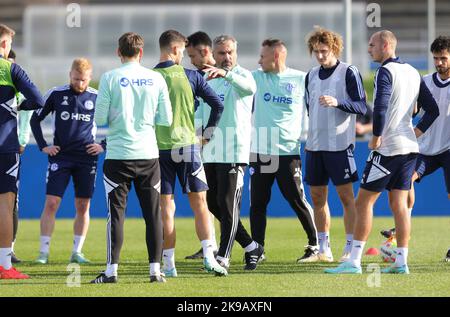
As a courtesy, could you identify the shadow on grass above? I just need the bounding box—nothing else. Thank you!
[3,259,446,287]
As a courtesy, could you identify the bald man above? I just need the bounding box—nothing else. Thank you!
[326,30,439,274]
[250,38,318,263]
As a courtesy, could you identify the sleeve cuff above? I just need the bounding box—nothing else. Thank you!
[100,139,107,151]
[224,69,232,81]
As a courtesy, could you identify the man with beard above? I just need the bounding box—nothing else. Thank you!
[31,58,104,265]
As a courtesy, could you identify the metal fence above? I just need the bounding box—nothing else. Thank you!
[22,3,368,91]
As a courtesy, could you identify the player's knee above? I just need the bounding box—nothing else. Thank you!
[355,196,370,212]
[75,208,90,217]
[310,191,326,207]
[75,199,90,213]
[390,200,408,214]
[161,209,175,222]
[193,196,207,209]
[160,199,176,214]
[338,193,355,209]
[44,198,60,214]
[188,193,207,212]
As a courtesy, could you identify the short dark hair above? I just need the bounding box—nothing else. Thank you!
[7,49,16,60]
[118,32,144,58]
[430,36,450,53]
[262,38,285,48]
[187,31,212,48]
[159,30,186,49]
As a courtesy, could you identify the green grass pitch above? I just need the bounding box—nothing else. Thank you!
[1,217,450,297]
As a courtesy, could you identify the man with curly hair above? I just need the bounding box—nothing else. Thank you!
[302,27,367,263]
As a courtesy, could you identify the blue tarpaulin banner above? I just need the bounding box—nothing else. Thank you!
[19,142,448,218]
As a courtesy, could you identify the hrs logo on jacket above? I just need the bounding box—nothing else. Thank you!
[120,77,153,87]
[263,92,292,105]
[61,111,91,122]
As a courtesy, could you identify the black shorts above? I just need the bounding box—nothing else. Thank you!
[159,145,208,195]
[0,153,20,194]
[415,150,450,194]
[46,157,97,198]
[360,151,418,192]
[305,145,358,186]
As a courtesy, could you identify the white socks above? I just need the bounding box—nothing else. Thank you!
[150,263,161,276]
[162,248,175,271]
[318,232,331,254]
[40,235,86,254]
[0,248,12,270]
[105,263,118,277]
[72,235,86,254]
[349,240,366,267]
[11,240,15,253]
[40,236,51,254]
[244,241,257,253]
[210,216,218,252]
[201,239,215,260]
[216,256,229,267]
[395,247,408,267]
[344,234,353,254]
[106,263,164,277]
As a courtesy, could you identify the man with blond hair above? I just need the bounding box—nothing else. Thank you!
[0,24,44,279]
[31,58,104,265]
[326,30,439,274]
[303,27,367,263]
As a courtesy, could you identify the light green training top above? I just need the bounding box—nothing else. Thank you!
[17,93,33,147]
[197,65,256,163]
[251,68,307,155]
[94,61,172,160]
[1,59,32,147]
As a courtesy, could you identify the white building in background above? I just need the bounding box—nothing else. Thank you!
[23,3,368,91]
